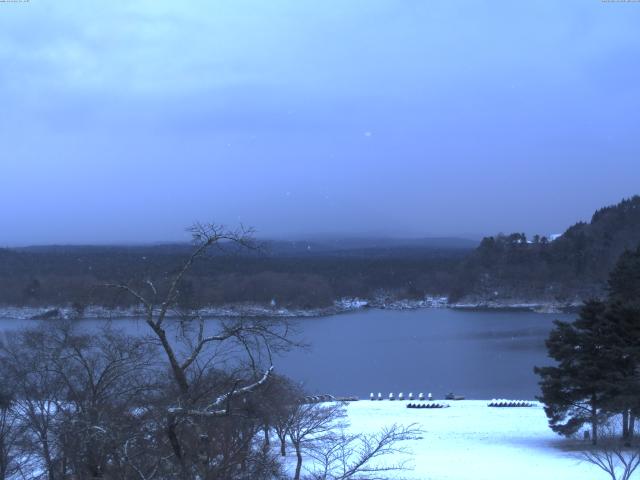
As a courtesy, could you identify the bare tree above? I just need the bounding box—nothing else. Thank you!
[0,385,24,480]
[308,423,422,480]
[253,375,304,457]
[0,322,161,480]
[2,327,68,480]
[285,401,421,480]
[106,223,296,478]
[287,402,347,480]
[581,420,640,480]
[49,324,158,479]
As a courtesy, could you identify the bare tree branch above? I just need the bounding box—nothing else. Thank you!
[168,366,274,417]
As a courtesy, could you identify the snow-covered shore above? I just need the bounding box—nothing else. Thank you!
[448,300,582,314]
[0,295,582,321]
[339,400,595,479]
[0,297,449,321]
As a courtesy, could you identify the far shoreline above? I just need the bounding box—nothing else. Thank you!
[0,296,583,322]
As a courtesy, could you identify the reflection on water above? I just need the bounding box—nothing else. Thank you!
[0,308,573,400]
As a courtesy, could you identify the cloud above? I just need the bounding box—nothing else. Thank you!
[0,1,639,244]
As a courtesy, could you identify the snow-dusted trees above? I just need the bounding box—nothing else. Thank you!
[287,402,346,480]
[0,322,159,480]
[0,385,22,480]
[0,318,293,480]
[253,375,304,457]
[0,320,420,480]
[49,326,158,479]
[282,401,421,480]
[2,326,69,479]
[107,223,296,478]
[308,423,421,480]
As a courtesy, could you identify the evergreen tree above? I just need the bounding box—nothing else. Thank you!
[601,246,640,441]
[536,246,640,444]
[608,245,640,307]
[534,301,612,444]
[599,302,640,442]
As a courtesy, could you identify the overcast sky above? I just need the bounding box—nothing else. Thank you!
[1,1,639,245]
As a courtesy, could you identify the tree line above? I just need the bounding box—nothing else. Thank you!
[0,245,463,311]
[451,196,640,303]
[3,196,640,311]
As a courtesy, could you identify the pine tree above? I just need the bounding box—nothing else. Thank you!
[608,245,640,307]
[598,302,640,443]
[534,301,613,444]
[601,246,640,442]
[536,245,640,444]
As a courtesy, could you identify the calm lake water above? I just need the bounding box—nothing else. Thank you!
[277,308,572,400]
[0,308,573,400]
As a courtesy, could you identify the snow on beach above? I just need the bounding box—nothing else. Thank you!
[341,400,595,480]
[0,295,573,323]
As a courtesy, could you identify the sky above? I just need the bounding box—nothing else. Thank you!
[0,1,639,245]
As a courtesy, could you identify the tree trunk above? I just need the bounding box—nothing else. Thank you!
[148,322,190,395]
[276,432,286,456]
[630,414,635,442]
[42,436,56,480]
[263,424,270,449]
[294,444,303,480]
[0,443,7,480]
[591,397,598,445]
[623,409,633,446]
[623,410,630,440]
[166,414,185,470]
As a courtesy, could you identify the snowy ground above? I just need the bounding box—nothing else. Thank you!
[341,400,597,480]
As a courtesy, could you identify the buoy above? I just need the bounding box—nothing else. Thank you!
[389,393,395,400]
[370,393,375,400]
[408,392,414,400]
[398,392,404,401]
[418,393,425,401]
[377,392,382,400]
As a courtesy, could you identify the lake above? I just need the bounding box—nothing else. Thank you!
[0,308,573,400]
[278,308,572,400]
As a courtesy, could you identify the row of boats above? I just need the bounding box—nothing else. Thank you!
[370,392,466,401]
[487,400,534,407]
[370,392,433,401]
[406,402,449,409]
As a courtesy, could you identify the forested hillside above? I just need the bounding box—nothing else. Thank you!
[0,241,467,310]
[450,196,640,304]
[1,197,638,311]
